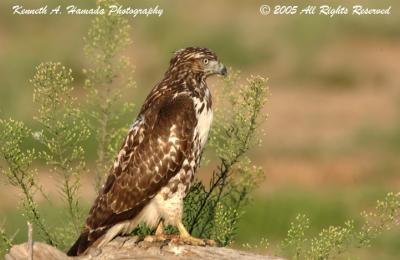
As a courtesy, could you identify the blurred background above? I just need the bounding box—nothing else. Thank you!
[1,0,399,258]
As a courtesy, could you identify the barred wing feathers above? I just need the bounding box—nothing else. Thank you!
[67,94,197,256]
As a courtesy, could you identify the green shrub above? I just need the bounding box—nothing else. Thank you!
[281,192,400,259]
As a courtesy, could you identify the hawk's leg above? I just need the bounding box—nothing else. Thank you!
[155,221,165,236]
[174,222,216,246]
[144,220,169,242]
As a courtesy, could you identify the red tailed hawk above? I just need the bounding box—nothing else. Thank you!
[67,47,227,256]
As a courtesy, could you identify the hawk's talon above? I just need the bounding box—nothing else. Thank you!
[159,238,171,249]
[204,239,217,246]
[144,234,169,243]
[177,235,206,246]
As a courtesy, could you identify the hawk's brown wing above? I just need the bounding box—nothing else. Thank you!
[67,94,197,256]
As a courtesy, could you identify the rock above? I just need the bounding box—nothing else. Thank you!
[5,236,285,260]
[5,242,69,260]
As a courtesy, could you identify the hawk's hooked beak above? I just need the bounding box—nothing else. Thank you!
[207,60,228,77]
[218,63,228,77]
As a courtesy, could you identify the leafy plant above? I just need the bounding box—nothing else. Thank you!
[282,214,310,259]
[83,0,135,191]
[183,73,268,246]
[282,192,400,260]
[31,62,90,240]
[0,118,55,246]
[0,224,15,257]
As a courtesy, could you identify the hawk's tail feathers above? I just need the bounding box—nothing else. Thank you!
[67,231,88,256]
[67,231,91,256]
[67,229,106,256]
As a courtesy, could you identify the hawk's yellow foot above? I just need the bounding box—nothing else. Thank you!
[155,221,165,236]
[144,221,169,242]
[173,222,216,246]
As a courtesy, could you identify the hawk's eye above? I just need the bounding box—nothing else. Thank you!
[203,58,209,65]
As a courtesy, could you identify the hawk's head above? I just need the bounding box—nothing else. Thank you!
[168,47,227,78]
